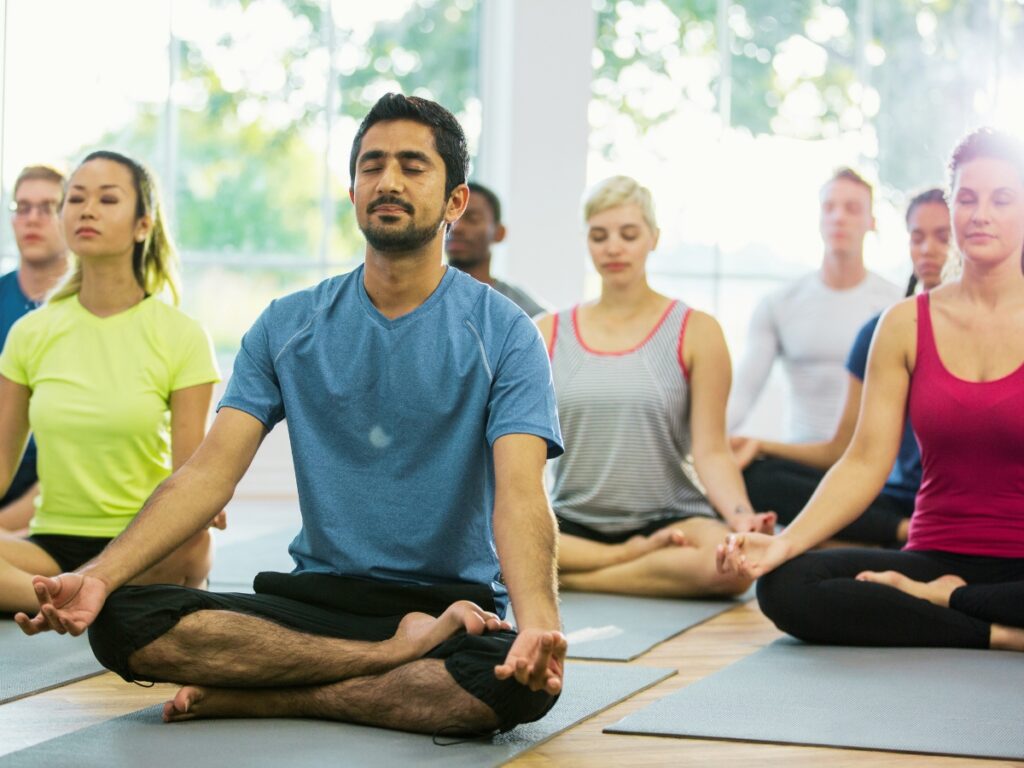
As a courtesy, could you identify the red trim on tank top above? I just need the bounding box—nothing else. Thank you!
[572,300,678,356]
[547,312,559,360]
[677,308,693,381]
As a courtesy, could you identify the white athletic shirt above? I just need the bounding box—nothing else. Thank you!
[727,271,901,442]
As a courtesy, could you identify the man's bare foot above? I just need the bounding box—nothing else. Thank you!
[388,600,511,662]
[164,685,211,722]
[855,571,966,608]
[163,685,277,722]
[991,624,1024,652]
[620,527,689,564]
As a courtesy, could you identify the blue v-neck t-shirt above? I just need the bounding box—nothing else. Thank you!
[220,265,563,613]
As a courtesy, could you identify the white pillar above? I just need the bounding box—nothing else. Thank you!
[476,0,594,309]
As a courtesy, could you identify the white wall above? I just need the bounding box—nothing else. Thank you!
[476,0,594,310]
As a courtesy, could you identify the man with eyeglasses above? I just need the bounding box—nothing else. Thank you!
[1,165,69,531]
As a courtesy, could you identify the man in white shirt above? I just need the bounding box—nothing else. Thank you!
[728,168,901,443]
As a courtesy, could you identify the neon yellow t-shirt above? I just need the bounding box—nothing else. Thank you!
[0,295,220,538]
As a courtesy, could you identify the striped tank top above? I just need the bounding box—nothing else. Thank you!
[548,300,715,534]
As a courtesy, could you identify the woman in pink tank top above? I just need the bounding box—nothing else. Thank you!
[535,176,775,599]
[718,129,1024,651]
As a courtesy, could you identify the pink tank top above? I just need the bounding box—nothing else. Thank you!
[906,293,1024,557]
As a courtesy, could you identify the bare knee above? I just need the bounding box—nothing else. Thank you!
[702,567,753,597]
[666,544,752,598]
[127,627,187,677]
[126,610,212,678]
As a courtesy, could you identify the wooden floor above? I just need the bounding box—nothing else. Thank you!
[2,423,1020,766]
[1,600,1019,767]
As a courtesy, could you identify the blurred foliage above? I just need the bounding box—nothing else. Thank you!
[593,0,1024,191]
[88,0,479,264]
[88,0,1024,262]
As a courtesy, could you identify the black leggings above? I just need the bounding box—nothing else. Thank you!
[744,457,912,545]
[757,548,1024,648]
[950,581,1024,627]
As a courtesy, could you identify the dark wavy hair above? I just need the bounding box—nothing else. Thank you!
[349,93,469,200]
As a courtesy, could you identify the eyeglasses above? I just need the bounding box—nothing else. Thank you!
[9,201,59,219]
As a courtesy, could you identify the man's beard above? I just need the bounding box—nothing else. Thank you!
[363,207,446,253]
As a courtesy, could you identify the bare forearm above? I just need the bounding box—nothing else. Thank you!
[758,438,841,471]
[0,439,28,502]
[695,450,756,523]
[778,453,889,556]
[0,483,36,530]
[493,492,560,630]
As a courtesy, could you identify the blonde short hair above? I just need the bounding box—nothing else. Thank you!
[14,165,65,199]
[583,175,658,231]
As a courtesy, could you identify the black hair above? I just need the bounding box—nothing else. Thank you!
[467,181,502,224]
[349,93,469,200]
[904,187,946,228]
[903,187,948,296]
[54,150,180,305]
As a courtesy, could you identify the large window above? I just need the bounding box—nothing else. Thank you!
[589,0,1024,350]
[0,0,481,351]
[4,0,1024,362]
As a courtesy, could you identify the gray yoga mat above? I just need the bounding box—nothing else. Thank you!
[561,589,753,661]
[208,528,297,589]
[0,663,674,768]
[606,637,1024,760]
[0,621,103,704]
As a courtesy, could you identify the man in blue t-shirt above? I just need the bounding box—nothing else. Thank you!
[19,95,567,735]
[0,165,69,530]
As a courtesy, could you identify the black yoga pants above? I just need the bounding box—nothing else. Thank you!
[744,457,911,545]
[757,548,1024,648]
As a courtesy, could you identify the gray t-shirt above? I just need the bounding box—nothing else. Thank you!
[492,278,546,318]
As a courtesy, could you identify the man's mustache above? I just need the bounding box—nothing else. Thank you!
[368,196,414,215]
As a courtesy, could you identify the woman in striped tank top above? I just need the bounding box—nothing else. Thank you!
[718,129,1024,651]
[535,176,775,598]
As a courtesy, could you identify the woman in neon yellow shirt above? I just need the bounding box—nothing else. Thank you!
[0,151,221,613]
